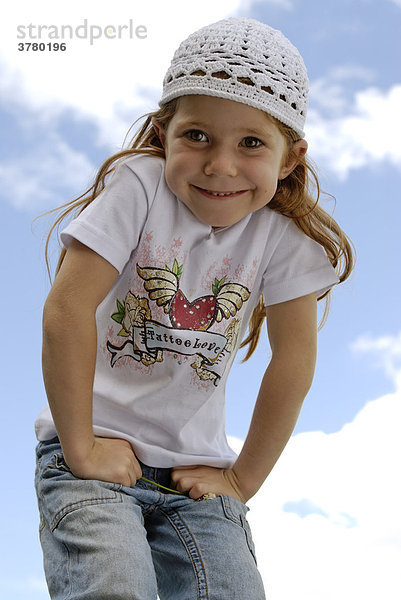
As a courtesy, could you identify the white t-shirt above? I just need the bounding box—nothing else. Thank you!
[35,154,339,468]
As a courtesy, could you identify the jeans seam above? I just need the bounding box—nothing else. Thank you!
[35,454,47,531]
[40,520,72,600]
[221,495,242,526]
[64,542,72,600]
[38,507,46,533]
[221,496,257,565]
[241,515,258,565]
[50,492,123,531]
[160,507,208,600]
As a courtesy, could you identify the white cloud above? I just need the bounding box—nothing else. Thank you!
[307,78,401,179]
[229,330,401,599]
[309,65,376,115]
[0,129,95,211]
[351,331,401,388]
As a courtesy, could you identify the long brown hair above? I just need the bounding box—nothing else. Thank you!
[40,97,355,361]
[240,118,355,359]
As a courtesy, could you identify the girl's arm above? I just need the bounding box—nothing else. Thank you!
[172,292,317,502]
[42,238,142,487]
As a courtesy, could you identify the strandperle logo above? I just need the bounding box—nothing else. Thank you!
[17,19,147,46]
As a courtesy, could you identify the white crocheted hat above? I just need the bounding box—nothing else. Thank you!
[160,17,308,138]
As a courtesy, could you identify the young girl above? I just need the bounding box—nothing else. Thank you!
[34,17,354,600]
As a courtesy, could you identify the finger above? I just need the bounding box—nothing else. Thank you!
[110,470,131,488]
[117,441,142,480]
[132,458,143,480]
[171,467,200,484]
[127,454,143,484]
[170,470,182,485]
[173,476,194,493]
[188,483,217,500]
[129,469,138,488]
[123,464,138,488]
[114,454,140,488]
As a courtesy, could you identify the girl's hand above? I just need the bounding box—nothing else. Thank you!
[65,436,142,488]
[171,465,247,503]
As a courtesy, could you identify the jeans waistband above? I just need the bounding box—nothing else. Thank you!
[38,436,176,491]
[137,460,175,490]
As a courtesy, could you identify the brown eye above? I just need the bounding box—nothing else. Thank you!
[242,137,263,148]
[186,130,208,142]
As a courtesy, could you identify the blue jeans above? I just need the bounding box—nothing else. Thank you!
[35,438,266,599]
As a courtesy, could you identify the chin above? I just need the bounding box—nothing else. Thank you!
[196,211,240,228]
[211,217,242,228]
[204,217,235,228]
[184,202,243,228]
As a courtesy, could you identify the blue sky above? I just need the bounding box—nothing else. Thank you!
[1,0,400,598]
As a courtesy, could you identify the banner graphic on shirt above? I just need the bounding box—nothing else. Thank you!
[139,322,226,362]
[107,320,233,383]
[106,259,250,386]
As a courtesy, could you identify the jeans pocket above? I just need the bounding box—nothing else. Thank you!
[220,495,258,565]
[36,449,123,532]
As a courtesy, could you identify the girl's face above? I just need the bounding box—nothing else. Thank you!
[153,95,306,228]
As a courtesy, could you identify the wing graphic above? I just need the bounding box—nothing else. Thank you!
[215,283,250,322]
[137,265,179,313]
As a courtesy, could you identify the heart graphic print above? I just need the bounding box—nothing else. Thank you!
[169,291,217,331]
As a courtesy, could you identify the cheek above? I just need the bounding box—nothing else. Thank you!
[164,163,177,195]
[168,154,196,186]
[258,168,280,193]
[165,161,190,201]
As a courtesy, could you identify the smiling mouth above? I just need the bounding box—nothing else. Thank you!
[192,185,247,198]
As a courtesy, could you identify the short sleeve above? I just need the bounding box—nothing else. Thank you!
[60,157,156,273]
[262,219,339,306]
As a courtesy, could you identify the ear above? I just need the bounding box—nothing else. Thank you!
[151,117,166,147]
[279,139,308,180]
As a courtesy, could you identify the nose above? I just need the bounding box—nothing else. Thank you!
[203,144,237,177]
